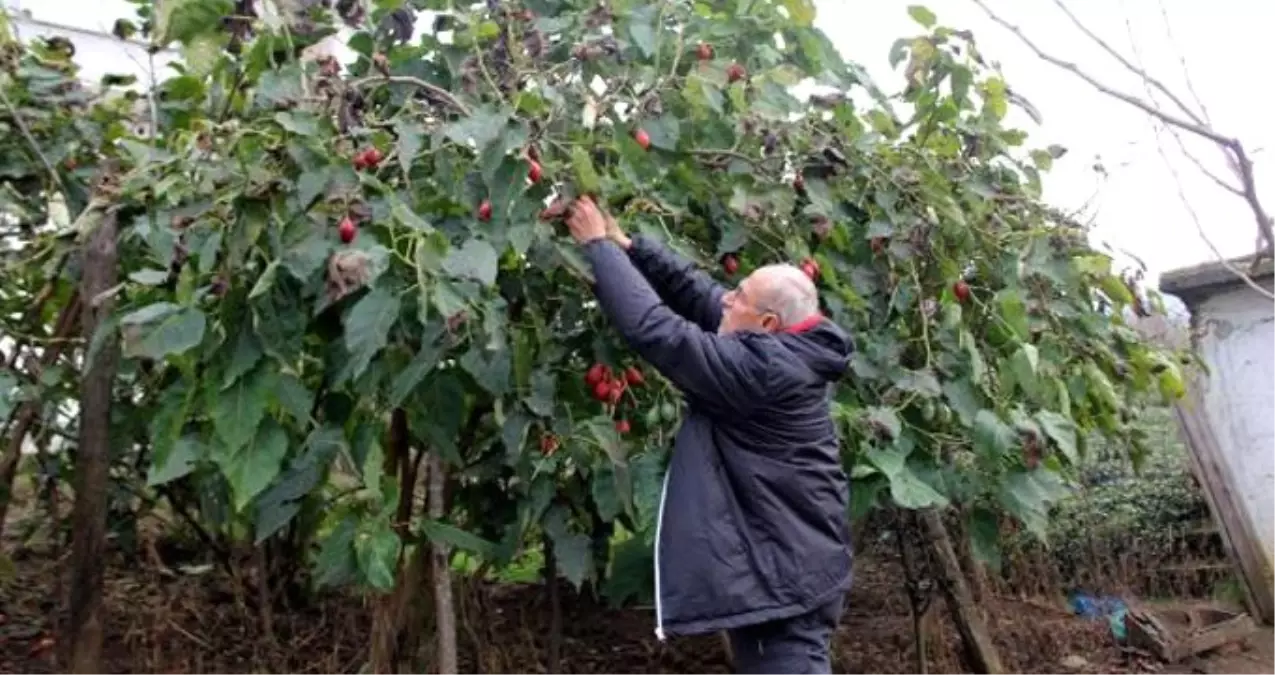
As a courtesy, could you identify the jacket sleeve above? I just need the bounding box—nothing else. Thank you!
[625,234,726,332]
[583,239,766,415]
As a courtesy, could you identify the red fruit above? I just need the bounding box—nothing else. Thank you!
[634,128,651,150]
[338,217,357,244]
[540,434,560,455]
[953,280,971,303]
[697,43,713,61]
[615,419,631,434]
[585,363,609,387]
[812,215,831,240]
[365,147,383,167]
[478,199,493,221]
[793,173,805,191]
[871,237,886,255]
[64,157,77,169]
[527,160,542,183]
[606,380,625,404]
[722,254,740,275]
[800,258,820,281]
[592,380,611,402]
[727,63,747,83]
[624,366,645,386]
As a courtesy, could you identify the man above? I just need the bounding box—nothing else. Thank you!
[565,197,855,674]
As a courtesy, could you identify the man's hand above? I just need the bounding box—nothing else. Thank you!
[566,196,610,245]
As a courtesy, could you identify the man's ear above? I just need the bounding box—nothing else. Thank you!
[761,313,781,332]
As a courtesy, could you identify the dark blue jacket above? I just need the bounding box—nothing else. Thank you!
[582,235,855,638]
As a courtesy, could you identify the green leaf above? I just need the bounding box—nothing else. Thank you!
[146,434,203,486]
[996,290,1030,341]
[625,5,657,58]
[868,447,946,509]
[442,239,500,286]
[131,308,207,360]
[525,368,556,417]
[420,520,500,558]
[591,463,623,522]
[212,367,273,454]
[894,368,941,397]
[389,325,445,406]
[1009,343,1039,394]
[442,105,509,152]
[396,120,424,175]
[907,5,937,28]
[942,379,982,427]
[570,145,602,195]
[1034,410,1078,464]
[865,406,901,440]
[997,469,1071,540]
[120,301,179,327]
[586,418,627,465]
[783,0,817,26]
[551,531,593,589]
[343,287,401,381]
[356,526,401,591]
[314,516,359,588]
[223,418,290,512]
[972,409,1015,458]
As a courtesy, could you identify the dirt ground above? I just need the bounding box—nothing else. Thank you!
[0,542,1270,674]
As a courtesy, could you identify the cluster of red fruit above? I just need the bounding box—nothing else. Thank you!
[869,238,972,303]
[352,146,383,171]
[584,363,644,434]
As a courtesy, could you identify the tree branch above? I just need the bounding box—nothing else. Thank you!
[970,0,1274,263]
[352,75,471,116]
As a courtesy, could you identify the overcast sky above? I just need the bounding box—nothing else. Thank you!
[815,0,1274,285]
[9,0,1272,285]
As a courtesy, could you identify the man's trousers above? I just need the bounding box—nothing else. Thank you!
[726,594,845,674]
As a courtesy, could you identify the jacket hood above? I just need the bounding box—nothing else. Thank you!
[779,318,854,382]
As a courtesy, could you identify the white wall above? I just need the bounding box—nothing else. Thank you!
[5,0,180,89]
[1192,282,1275,573]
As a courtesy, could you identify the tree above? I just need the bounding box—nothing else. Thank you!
[0,0,1189,671]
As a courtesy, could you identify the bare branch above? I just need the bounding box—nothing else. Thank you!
[352,75,471,116]
[1155,0,1212,126]
[969,0,1274,260]
[1117,10,1243,198]
[1048,0,1206,125]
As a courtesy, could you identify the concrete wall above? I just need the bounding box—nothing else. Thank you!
[1190,281,1275,567]
[1161,256,1274,621]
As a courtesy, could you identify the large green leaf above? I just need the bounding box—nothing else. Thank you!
[356,525,401,591]
[1034,410,1078,464]
[130,308,207,360]
[442,239,500,286]
[223,418,290,512]
[343,287,401,381]
[972,409,1015,458]
[212,366,274,454]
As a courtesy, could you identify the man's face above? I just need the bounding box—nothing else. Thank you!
[719,271,780,334]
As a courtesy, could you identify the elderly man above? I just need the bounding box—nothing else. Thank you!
[566,197,854,674]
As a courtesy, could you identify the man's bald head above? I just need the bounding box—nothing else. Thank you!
[748,264,820,327]
[718,263,820,334]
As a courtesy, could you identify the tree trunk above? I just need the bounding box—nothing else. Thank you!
[896,515,934,675]
[369,410,433,673]
[427,452,457,674]
[918,509,1004,674]
[544,532,562,673]
[65,208,119,673]
[952,509,991,604]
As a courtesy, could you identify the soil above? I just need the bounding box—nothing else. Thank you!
[0,542,1269,674]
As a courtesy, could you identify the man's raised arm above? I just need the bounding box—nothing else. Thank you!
[608,222,726,333]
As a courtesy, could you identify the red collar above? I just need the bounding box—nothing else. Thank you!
[785,314,824,334]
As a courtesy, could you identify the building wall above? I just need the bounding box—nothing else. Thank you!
[1191,280,1275,575]
[5,0,179,89]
